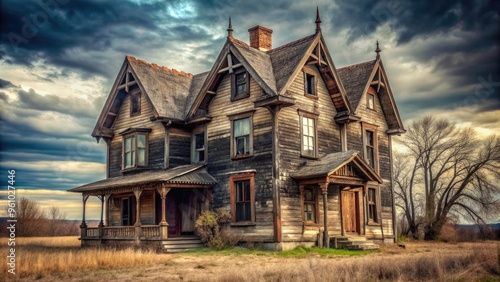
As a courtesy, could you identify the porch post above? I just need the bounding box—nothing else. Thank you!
[157,186,171,240]
[320,183,329,248]
[133,189,143,241]
[98,194,105,238]
[104,194,111,226]
[80,194,89,238]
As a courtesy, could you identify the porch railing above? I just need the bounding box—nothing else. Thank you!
[81,225,165,240]
[141,225,160,238]
[85,227,99,238]
[103,226,135,238]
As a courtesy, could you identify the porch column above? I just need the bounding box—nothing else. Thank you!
[133,189,143,241]
[80,194,90,238]
[97,194,105,238]
[320,183,329,248]
[157,186,171,240]
[104,194,111,226]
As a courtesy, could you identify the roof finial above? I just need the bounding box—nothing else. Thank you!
[315,6,322,33]
[375,41,381,59]
[227,17,233,38]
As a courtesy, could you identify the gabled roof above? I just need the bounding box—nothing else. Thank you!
[68,164,217,193]
[268,34,316,94]
[128,57,193,120]
[337,58,405,132]
[230,40,277,95]
[291,150,382,183]
[337,60,377,110]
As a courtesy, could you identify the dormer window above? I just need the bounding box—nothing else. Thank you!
[130,91,141,116]
[120,128,151,170]
[232,68,249,101]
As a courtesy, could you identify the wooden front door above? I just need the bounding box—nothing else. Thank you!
[342,190,359,234]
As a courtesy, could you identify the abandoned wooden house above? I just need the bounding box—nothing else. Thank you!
[69,10,405,251]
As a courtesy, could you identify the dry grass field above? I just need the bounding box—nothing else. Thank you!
[1,236,498,281]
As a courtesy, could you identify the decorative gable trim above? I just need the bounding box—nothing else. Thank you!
[356,59,405,134]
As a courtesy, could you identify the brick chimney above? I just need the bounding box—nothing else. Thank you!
[248,25,273,51]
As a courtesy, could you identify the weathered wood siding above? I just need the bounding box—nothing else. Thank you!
[107,191,155,226]
[278,65,343,242]
[168,128,191,168]
[109,92,165,177]
[348,86,394,237]
[206,71,274,242]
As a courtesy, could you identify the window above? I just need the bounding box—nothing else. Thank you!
[367,188,378,223]
[306,74,315,95]
[130,91,141,116]
[299,112,317,158]
[303,187,317,223]
[120,128,150,170]
[365,130,375,168]
[232,69,249,100]
[367,94,374,110]
[303,68,317,97]
[229,173,255,224]
[228,111,254,159]
[362,123,378,172]
[192,128,206,163]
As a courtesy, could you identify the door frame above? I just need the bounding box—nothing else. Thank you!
[340,187,362,236]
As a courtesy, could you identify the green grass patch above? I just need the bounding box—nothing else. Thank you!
[181,246,379,257]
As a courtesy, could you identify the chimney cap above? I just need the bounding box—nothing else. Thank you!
[248,25,273,33]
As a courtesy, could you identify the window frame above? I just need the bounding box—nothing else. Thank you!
[229,173,255,225]
[303,68,318,99]
[228,110,255,160]
[130,89,141,117]
[361,122,379,173]
[367,86,377,111]
[231,67,250,101]
[301,185,319,225]
[120,128,150,171]
[191,126,207,163]
[367,93,375,110]
[366,186,380,225]
[299,110,318,159]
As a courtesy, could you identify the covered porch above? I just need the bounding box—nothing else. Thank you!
[68,164,216,247]
[291,150,382,248]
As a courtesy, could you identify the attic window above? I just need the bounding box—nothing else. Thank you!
[130,91,141,116]
[367,94,374,110]
[232,68,249,101]
[303,68,317,98]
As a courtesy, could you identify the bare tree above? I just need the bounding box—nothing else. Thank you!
[16,197,46,237]
[47,206,66,236]
[395,116,500,240]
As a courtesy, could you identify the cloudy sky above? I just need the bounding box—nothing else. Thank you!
[0,0,499,220]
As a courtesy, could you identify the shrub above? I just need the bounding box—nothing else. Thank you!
[195,209,231,250]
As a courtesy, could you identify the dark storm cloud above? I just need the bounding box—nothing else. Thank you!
[17,88,98,119]
[0,78,16,89]
[0,92,8,101]
[0,0,177,76]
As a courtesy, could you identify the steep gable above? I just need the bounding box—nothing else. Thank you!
[337,58,404,133]
[92,56,199,141]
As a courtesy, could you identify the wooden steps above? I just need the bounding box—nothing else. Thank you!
[162,236,204,253]
[332,236,380,250]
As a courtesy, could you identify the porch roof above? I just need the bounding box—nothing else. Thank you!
[290,150,382,183]
[68,164,217,193]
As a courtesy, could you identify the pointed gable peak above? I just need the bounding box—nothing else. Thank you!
[375,41,381,60]
[315,6,322,33]
[227,16,233,38]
